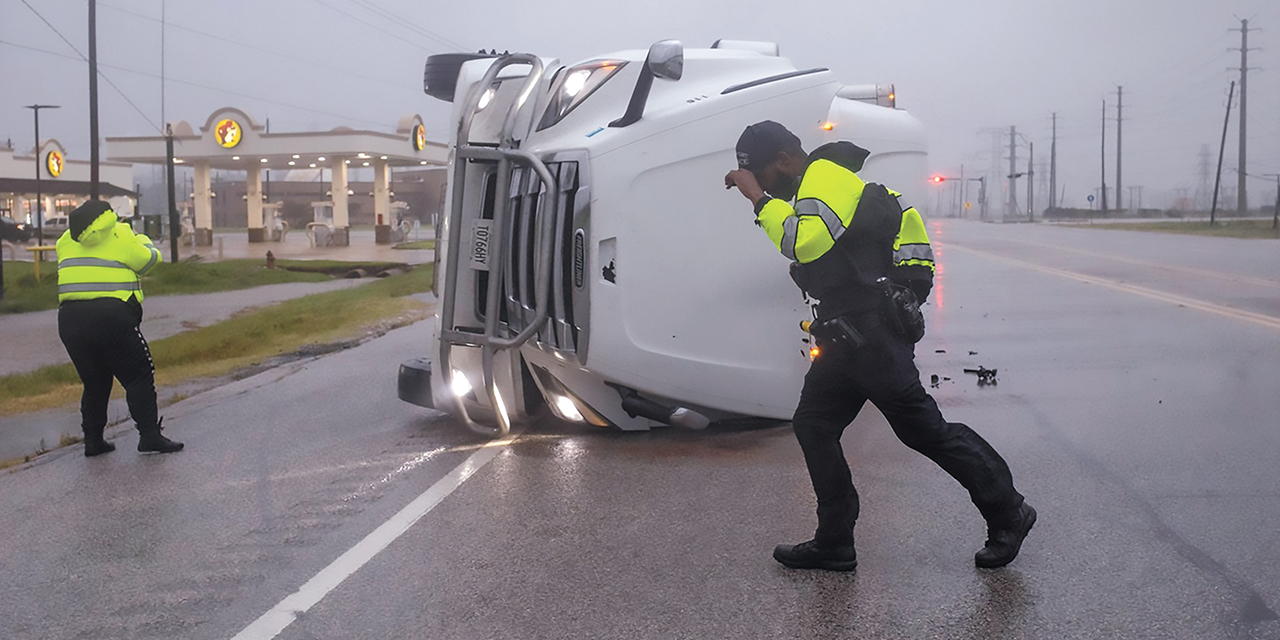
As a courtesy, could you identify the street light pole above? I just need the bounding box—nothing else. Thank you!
[24,104,61,247]
[88,0,100,199]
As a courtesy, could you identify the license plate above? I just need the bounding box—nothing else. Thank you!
[469,219,492,271]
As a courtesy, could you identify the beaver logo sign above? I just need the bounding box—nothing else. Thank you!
[215,118,243,148]
[412,123,426,151]
[45,150,64,178]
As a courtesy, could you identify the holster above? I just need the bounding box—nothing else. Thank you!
[810,311,883,351]
[877,279,925,344]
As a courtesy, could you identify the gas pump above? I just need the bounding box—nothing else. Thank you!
[307,201,334,247]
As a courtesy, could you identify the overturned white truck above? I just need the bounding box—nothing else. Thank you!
[398,40,928,437]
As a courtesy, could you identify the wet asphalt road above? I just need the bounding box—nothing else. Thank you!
[1,219,1278,640]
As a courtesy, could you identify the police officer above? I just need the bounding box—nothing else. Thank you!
[724,121,1033,570]
[57,200,183,456]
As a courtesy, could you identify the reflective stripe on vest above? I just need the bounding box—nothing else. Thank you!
[780,217,798,261]
[58,257,131,270]
[892,206,934,271]
[59,282,142,295]
[757,159,867,264]
[894,243,934,264]
[139,244,159,275]
[780,197,852,261]
[797,198,846,241]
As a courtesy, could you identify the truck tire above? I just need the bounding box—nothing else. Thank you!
[424,52,497,102]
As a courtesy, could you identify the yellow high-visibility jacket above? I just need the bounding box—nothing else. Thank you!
[56,210,161,304]
[755,141,934,317]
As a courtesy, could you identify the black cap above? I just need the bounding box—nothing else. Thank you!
[69,200,113,241]
[736,120,801,173]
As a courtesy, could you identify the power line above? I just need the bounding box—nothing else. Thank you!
[0,39,391,130]
[347,0,469,51]
[304,0,437,52]
[16,0,163,134]
[97,2,406,89]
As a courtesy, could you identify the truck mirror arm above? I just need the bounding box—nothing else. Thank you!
[609,40,683,128]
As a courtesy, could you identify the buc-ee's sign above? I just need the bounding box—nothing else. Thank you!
[45,150,64,177]
[412,123,426,151]
[215,118,243,148]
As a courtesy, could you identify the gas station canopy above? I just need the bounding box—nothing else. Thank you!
[106,108,448,246]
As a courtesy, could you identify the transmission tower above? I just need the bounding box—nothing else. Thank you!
[1196,144,1213,210]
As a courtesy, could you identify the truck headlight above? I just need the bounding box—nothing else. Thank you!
[477,86,496,111]
[450,370,473,397]
[537,59,627,130]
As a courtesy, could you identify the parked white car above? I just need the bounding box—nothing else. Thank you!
[39,215,69,239]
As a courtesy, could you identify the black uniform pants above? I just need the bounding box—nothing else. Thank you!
[57,297,158,439]
[794,322,1023,547]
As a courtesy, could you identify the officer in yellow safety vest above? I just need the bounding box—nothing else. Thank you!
[724,121,1033,571]
[56,200,183,456]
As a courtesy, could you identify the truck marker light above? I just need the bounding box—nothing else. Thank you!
[810,346,821,360]
[822,122,835,131]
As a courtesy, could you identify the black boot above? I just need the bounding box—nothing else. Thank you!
[84,436,116,457]
[82,424,115,457]
[773,539,858,571]
[137,418,184,453]
[975,501,1036,568]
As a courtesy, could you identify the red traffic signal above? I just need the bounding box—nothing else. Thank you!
[930,175,946,184]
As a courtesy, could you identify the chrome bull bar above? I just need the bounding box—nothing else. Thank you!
[436,54,557,437]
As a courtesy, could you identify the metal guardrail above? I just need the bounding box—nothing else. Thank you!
[436,54,558,437]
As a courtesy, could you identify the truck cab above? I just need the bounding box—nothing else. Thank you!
[398,40,927,436]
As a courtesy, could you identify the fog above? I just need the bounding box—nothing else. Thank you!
[2,0,1278,212]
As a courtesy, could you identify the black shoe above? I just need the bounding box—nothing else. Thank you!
[137,418,184,454]
[975,502,1037,568]
[84,438,116,457]
[773,539,858,572]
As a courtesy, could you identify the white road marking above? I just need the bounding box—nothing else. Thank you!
[230,432,520,640]
[979,235,1280,290]
[949,244,1280,331]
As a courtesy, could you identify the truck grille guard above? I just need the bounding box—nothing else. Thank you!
[502,160,582,355]
[436,54,559,438]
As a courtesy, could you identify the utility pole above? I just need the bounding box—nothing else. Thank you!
[1115,86,1123,212]
[1100,100,1108,215]
[1231,19,1258,214]
[1264,174,1280,231]
[1049,112,1058,210]
[1007,126,1018,219]
[1211,81,1236,226]
[1027,142,1035,221]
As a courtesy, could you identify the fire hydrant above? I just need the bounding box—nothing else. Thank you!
[266,250,276,269]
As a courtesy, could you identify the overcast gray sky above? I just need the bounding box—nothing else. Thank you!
[2,0,1278,210]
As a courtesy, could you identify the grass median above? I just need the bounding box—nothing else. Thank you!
[0,258,407,315]
[0,263,433,418]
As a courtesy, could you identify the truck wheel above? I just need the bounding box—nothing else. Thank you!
[424,52,497,102]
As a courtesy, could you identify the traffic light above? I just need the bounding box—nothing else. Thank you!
[930,175,946,184]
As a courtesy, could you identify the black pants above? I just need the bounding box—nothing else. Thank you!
[58,297,158,439]
[794,322,1023,547]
